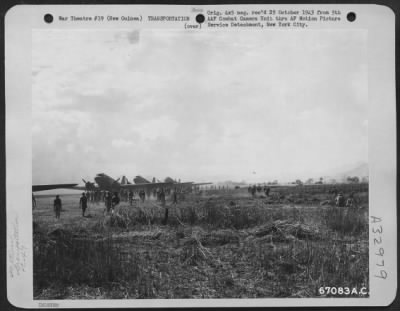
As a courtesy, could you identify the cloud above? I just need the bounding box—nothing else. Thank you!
[112,139,133,148]
[32,29,368,184]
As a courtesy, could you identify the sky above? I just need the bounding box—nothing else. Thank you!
[32,29,368,185]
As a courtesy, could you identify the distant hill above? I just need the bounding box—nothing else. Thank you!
[300,162,369,184]
[340,162,369,178]
[328,162,368,183]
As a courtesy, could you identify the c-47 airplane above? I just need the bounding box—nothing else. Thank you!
[134,175,212,189]
[75,173,175,192]
[75,173,212,192]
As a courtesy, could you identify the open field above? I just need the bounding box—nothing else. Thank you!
[33,184,368,299]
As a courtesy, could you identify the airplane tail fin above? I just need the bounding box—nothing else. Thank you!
[121,176,131,185]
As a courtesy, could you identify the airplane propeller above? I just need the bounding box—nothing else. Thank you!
[111,177,121,189]
[82,179,96,191]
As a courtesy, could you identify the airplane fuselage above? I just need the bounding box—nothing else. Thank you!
[94,173,120,192]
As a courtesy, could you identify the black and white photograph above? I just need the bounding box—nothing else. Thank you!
[4,4,396,308]
[31,27,371,299]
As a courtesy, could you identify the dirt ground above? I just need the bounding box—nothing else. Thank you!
[33,185,369,299]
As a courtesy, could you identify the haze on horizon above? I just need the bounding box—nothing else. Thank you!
[32,29,368,185]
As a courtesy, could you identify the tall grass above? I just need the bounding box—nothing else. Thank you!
[33,193,369,299]
[323,206,368,235]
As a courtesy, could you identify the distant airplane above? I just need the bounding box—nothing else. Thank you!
[133,175,211,188]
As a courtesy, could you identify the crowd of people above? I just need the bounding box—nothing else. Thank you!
[248,185,271,197]
[49,187,183,221]
[44,185,358,221]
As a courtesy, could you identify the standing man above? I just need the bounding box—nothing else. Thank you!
[172,189,178,205]
[53,195,62,219]
[102,191,106,202]
[105,192,112,214]
[346,193,355,207]
[251,185,257,198]
[139,190,146,203]
[160,189,168,225]
[160,188,166,206]
[80,192,88,217]
[112,192,120,210]
[128,190,134,206]
[335,193,345,207]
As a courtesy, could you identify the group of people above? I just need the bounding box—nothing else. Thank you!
[78,191,120,217]
[248,185,271,197]
[335,193,355,207]
[51,191,121,219]
[51,187,182,220]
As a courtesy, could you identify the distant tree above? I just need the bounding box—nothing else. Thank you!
[306,178,314,184]
[272,180,278,185]
[346,176,360,183]
[319,177,324,183]
[361,176,369,183]
[295,179,303,186]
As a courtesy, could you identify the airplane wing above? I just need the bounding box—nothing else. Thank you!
[71,185,91,191]
[121,182,174,190]
[32,183,78,192]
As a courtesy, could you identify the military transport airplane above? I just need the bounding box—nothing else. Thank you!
[75,173,174,192]
[75,173,212,192]
[163,177,212,187]
[133,175,212,191]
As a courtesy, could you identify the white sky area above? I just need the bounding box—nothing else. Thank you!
[32,29,368,184]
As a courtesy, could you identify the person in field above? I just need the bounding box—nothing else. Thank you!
[160,189,166,206]
[263,186,271,197]
[111,192,120,210]
[139,190,146,202]
[95,190,101,204]
[79,192,88,217]
[105,192,112,214]
[159,189,168,225]
[172,189,178,204]
[346,193,355,207]
[128,190,134,206]
[53,195,62,219]
[251,185,257,197]
[335,193,345,207]
[102,191,107,202]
